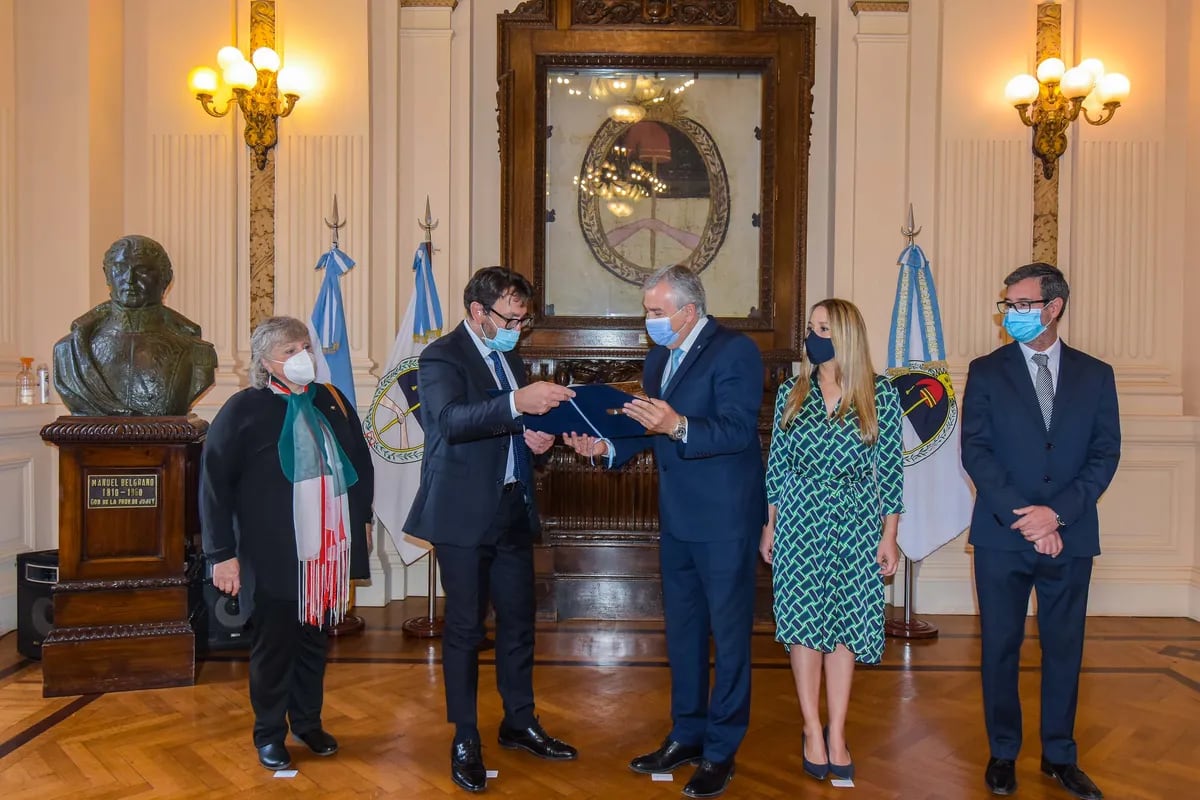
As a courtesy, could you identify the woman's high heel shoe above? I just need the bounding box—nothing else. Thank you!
[825,726,855,781]
[801,732,828,781]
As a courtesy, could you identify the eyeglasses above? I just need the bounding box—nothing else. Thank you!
[485,306,534,331]
[996,299,1049,315]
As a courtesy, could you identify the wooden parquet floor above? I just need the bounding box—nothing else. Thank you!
[1,601,1198,799]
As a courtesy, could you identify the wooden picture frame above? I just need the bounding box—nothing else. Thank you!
[499,0,815,361]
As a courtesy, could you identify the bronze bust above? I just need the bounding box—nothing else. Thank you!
[54,235,218,416]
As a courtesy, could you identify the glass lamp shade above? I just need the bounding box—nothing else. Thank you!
[606,200,634,218]
[216,46,245,71]
[224,60,258,90]
[607,102,646,124]
[1096,72,1130,104]
[1004,74,1040,106]
[1036,57,1066,84]
[1078,58,1105,83]
[1060,67,1096,100]
[277,66,306,96]
[188,66,219,95]
[251,47,281,73]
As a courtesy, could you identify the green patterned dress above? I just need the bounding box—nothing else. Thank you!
[765,375,905,664]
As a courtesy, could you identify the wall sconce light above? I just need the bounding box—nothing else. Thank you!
[188,44,304,170]
[1006,57,1130,179]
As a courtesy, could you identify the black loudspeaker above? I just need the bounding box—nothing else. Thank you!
[190,555,252,651]
[16,549,58,660]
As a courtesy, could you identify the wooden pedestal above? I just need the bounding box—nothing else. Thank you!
[39,416,207,697]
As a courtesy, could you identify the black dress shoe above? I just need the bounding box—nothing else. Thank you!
[498,719,578,760]
[1041,757,1103,800]
[293,728,338,756]
[629,738,704,774]
[682,759,735,799]
[257,742,292,770]
[450,740,486,793]
[985,757,1017,796]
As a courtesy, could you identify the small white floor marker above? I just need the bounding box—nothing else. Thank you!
[486,770,499,779]
[273,770,298,778]
[831,778,855,788]
[651,773,674,782]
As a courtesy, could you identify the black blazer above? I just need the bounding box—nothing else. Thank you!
[961,341,1120,558]
[403,322,538,546]
[200,383,375,601]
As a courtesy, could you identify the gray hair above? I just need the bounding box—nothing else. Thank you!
[643,264,707,316]
[249,316,310,388]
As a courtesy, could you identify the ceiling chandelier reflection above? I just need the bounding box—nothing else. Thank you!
[572,144,669,218]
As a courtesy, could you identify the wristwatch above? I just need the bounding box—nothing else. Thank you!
[669,415,688,441]
[1054,511,1065,528]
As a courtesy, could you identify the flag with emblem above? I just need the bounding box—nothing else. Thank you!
[366,239,443,564]
[885,237,974,561]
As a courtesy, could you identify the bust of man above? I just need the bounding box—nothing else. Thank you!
[53,235,218,416]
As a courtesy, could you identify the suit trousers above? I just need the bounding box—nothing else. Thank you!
[660,529,758,763]
[435,485,536,736]
[248,594,329,747]
[974,547,1093,764]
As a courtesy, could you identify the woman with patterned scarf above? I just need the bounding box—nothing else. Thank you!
[200,316,374,771]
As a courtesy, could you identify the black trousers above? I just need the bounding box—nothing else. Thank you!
[435,485,536,735]
[249,594,329,747]
[974,548,1093,764]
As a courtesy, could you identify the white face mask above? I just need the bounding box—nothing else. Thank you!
[271,350,316,386]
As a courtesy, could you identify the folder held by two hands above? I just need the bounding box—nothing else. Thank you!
[491,382,649,438]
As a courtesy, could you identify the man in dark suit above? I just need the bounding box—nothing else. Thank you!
[962,262,1120,800]
[565,265,765,799]
[404,267,578,793]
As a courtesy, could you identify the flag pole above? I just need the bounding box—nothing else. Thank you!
[325,193,365,639]
[884,204,939,641]
[401,197,446,639]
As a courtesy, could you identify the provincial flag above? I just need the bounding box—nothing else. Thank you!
[365,241,442,564]
[886,242,974,561]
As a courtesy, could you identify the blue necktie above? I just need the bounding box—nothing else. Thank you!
[662,348,684,391]
[488,351,530,485]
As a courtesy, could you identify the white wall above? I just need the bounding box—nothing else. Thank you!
[1,0,1199,630]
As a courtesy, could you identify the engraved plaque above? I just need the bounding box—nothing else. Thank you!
[87,474,159,509]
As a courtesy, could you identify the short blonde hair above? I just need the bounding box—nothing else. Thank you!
[249,316,310,388]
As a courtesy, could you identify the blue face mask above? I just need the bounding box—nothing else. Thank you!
[481,316,522,352]
[805,330,835,365]
[645,307,684,347]
[1003,308,1047,343]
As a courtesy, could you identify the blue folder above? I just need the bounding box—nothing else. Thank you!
[490,383,648,438]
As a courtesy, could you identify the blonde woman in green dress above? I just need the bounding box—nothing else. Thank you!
[759,298,904,782]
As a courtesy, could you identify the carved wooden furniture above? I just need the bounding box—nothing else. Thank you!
[39,417,206,697]
[499,0,815,621]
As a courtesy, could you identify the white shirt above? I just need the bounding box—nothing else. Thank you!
[1018,336,1062,395]
[463,321,521,483]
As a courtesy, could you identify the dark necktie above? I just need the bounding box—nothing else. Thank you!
[1032,352,1054,430]
[488,351,530,485]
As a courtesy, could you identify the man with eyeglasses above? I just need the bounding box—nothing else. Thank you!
[961,262,1120,800]
[404,266,579,793]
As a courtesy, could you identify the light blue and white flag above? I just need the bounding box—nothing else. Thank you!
[311,243,357,406]
[886,242,974,561]
[366,241,443,564]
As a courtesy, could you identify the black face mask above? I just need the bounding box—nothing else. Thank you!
[805,330,835,365]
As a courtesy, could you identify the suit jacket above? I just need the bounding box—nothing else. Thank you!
[961,341,1120,558]
[611,318,767,542]
[200,383,375,602]
[404,322,538,546]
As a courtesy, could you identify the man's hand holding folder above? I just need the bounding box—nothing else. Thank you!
[492,383,649,439]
